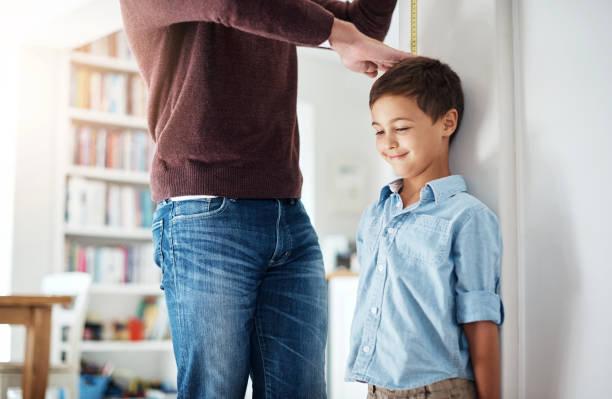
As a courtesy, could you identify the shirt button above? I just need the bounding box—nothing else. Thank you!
[387,227,395,235]
[370,307,378,315]
[362,345,370,353]
[377,264,384,272]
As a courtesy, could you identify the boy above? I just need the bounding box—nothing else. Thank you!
[345,57,504,399]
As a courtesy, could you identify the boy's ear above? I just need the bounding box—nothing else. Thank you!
[441,109,458,138]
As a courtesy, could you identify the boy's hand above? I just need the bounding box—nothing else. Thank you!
[328,18,414,78]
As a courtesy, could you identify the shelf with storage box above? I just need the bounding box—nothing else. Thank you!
[67,165,149,185]
[89,283,163,296]
[80,340,173,353]
[55,30,177,391]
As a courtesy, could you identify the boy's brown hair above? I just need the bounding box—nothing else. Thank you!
[369,56,464,145]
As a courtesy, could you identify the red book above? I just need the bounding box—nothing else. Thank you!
[106,131,117,169]
[77,246,86,273]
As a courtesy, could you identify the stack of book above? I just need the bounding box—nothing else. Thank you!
[73,124,154,172]
[66,241,158,285]
[139,296,170,340]
[66,178,154,228]
[75,31,133,60]
[70,67,147,117]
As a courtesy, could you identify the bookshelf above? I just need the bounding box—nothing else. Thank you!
[54,30,177,390]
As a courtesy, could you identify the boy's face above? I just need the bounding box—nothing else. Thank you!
[371,95,456,179]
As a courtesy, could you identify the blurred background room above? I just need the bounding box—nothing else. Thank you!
[0,0,611,398]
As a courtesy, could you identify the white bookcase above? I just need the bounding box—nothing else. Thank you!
[54,31,177,392]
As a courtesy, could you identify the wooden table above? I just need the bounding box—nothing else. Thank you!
[326,269,359,280]
[0,295,73,399]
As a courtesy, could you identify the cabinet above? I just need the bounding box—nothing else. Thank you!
[327,274,367,399]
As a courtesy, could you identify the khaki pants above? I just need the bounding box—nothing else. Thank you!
[367,377,477,399]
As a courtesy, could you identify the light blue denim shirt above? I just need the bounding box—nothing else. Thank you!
[345,175,504,390]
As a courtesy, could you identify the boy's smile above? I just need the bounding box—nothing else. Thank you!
[371,94,457,189]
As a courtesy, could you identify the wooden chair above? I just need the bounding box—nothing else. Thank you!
[0,272,92,398]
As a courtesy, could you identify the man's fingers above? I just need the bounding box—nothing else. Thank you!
[365,61,377,71]
[363,61,378,76]
[376,54,415,66]
[377,62,395,72]
[387,46,415,61]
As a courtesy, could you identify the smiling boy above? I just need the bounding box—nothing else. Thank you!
[345,57,504,399]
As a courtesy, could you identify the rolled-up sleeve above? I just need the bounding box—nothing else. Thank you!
[453,206,504,325]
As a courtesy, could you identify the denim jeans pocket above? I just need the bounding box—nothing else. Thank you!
[172,197,228,221]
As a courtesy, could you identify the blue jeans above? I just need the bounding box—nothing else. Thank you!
[152,197,328,398]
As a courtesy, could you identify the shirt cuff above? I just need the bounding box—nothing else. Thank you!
[456,290,504,325]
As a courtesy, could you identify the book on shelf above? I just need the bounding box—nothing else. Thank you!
[75,31,133,60]
[139,296,170,340]
[66,240,159,285]
[66,177,154,229]
[128,74,147,117]
[70,67,146,118]
[73,124,154,173]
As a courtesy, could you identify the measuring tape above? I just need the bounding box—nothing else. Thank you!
[410,0,418,54]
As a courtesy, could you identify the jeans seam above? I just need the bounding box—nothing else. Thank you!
[254,315,268,399]
[152,219,164,266]
[169,202,187,392]
[269,199,282,266]
[284,206,293,261]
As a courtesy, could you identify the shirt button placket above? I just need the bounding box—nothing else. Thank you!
[363,245,387,364]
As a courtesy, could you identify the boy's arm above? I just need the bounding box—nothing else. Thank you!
[453,206,504,399]
[463,321,501,399]
[311,0,398,41]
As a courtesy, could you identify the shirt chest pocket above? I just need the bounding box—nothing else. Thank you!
[394,214,451,267]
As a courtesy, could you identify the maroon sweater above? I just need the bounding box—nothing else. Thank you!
[119,0,397,201]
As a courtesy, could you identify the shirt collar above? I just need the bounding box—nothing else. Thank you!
[378,175,467,205]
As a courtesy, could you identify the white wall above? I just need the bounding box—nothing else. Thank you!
[0,36,19,363]
[514,0,612,397]
[297,49,383,238]
[11,47,62,295]
[407,2,519,397]
[9,46,63,360]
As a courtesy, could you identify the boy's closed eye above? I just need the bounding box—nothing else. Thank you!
[374,127,412,135]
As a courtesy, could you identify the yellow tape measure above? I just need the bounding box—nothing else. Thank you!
[410,0,418,54]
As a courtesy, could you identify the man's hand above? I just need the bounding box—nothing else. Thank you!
[328,18,414,78]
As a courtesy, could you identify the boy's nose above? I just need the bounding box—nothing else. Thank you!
[385,138,398,149]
